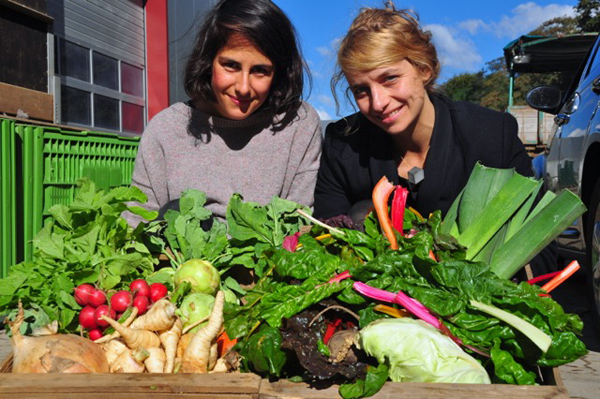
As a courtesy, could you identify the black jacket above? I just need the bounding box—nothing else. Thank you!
[314,93,556,276]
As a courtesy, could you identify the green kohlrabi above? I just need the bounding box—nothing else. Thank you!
[358,318,491,384]
[176,292,215,333]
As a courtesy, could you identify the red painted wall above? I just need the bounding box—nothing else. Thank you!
[145,0,169,122]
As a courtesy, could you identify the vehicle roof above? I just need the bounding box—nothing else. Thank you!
[504,33,598,74]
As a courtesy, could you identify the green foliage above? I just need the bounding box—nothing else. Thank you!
[0,179,157,332]
[576,0,600,32]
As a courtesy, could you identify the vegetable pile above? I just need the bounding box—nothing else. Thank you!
[0,167,589,397]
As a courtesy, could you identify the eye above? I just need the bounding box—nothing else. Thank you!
[252,66,273,76]
[352,87,368,99]
[384,75,399,84]
[221,61,240,71]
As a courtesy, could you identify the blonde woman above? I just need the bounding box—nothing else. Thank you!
[314,2,556,276]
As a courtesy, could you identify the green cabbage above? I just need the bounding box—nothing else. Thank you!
[358,318,490,384]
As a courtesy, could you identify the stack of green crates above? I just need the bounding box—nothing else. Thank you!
[0,118,140,277]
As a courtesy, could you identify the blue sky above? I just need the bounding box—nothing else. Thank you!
[273,0,578,120]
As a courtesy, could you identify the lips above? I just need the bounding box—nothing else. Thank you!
[228,94,252,107]
[379,106,403,124]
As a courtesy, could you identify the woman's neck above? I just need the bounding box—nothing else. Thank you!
[392,94,435,178]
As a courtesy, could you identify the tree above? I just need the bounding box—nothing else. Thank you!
[439,72,485,103]
[576,0,600,32]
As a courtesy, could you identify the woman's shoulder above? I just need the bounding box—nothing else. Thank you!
[141,103,194,139]
[435,94,515,125]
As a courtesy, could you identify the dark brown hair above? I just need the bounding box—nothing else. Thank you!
[183,0,310,118]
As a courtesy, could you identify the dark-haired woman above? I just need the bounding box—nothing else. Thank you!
[313,3,557,276]
[127,0,321,225]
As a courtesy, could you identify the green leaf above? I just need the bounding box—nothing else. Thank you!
[239,325,287,377]
[339,362,389,399]
[227,194,273,245]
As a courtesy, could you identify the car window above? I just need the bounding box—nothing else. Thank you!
[578,35,600,87]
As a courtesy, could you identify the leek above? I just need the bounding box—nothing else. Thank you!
[490,190,586,278]
[442,163,586,279]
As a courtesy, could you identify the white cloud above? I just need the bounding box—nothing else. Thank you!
[425,24,482,71]
[317,94,335,107]
[463,3,576,39]
[316,108,332,120]
[316,37,342,59]
[316,46,332,56]
[458,19,487,35]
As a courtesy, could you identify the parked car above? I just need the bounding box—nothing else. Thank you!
[527,32,600,331]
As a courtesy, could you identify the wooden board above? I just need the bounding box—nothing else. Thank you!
[259,378,569,399]
[0,373,262,398]
[0,354,569,399]
[0,82,53,122]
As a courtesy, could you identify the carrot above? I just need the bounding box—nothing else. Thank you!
[95,307,138,344]
[100,315,161,349]
[216,331,238,358]
[428,249,437,261]
[373,176,398,250]
[181,291,225,373]
[159,318,182,373]
[130,299,177,331]
[144,347,167,373]
[110,348,149,373]
[541,260,580,294]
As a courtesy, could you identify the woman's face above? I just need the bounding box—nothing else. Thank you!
[345,59,432,135]
[208,34,274,120]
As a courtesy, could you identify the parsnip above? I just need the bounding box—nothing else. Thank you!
[95,307,138,344]
[176,332,194,358]
[144,347,166,373]
[110,348,148,373]
[130,299,177,331]
[159,318,182,373]
[181,291,225,373]
[101,315,161,349]
[101,338,128,365]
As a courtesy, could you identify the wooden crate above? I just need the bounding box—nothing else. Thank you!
[0,354,569,399]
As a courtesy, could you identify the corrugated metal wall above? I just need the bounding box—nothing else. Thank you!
[48,0,145,68]
[168,0,216,104]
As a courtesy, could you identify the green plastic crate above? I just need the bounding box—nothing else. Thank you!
[12,124,139,264]
[1,119,17,277]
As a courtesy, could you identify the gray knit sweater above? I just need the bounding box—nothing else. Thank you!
[126,101,322,225]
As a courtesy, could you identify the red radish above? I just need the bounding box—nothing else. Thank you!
[111,290,133,312]
[89,329,104,341]
[132,295,149,315]
[88,289,107,308]
[149,283,168,302]
[79,306,97,329]
[130,279,151,297]
[74,284,95,306]
[94,305,116,328]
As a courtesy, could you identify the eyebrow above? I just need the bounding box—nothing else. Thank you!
[217,56,274,70]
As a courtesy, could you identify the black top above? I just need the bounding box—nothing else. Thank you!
[314,93,534,219]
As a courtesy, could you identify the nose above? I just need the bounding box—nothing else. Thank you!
[370,86,389,113]
[235,72,251,97]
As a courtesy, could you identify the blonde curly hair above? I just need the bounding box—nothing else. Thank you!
[332,1,440,111]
